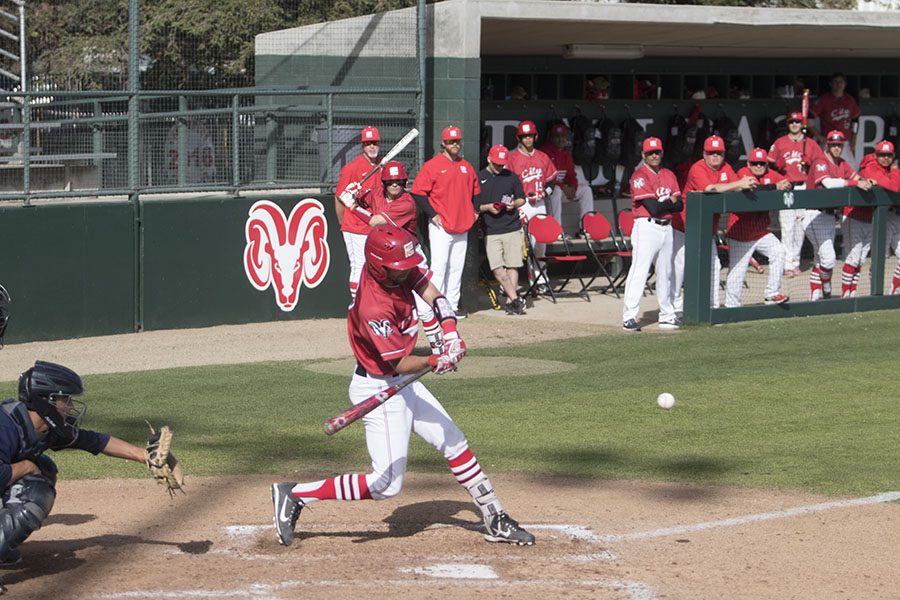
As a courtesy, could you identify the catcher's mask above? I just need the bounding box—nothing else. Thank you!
[365,224,419,283]
[0,283,9,346]
[19,360,87,445]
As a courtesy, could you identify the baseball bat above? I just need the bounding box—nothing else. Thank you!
[323,368,429,435]
[801,89,810,172]
[356,128,420,187]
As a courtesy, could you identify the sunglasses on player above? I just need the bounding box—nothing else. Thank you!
[749,161,767,167]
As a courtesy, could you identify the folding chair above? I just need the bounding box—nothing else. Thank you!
[615,209,653,296]
[580,211,628,297]
[524,215,591,302]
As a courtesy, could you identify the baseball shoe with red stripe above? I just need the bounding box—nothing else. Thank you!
[272,482,304,546]
[764,293,790,305]
[483,513,535,546]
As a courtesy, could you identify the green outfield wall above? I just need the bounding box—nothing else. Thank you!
[0,194,351,344]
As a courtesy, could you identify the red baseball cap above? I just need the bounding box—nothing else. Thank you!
[876,140,895,154]
[361,126,381,143]
[703,136,725,152]
[748,148,769,162]
[826,130,847,144]
[517,120,538,137]
[488,144,509,165]
[550,123,569,136]
[442,125,462,141]
[642,137,663,154]
[787,112,804,123]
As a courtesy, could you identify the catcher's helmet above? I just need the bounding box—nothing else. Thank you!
[381,161,408,184]
[0,284,9,345]
[19,360,86,445]
[517,120,538,138]
[365,224,419,282]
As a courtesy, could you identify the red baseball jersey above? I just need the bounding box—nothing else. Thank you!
[843,159,900,223]
[348,265,430,376]
[677,159,737,233]
[812,93,861,137]
[336,153,381,235]
[629,163,681,220]
[808,156,857,190]
[410,153,479,234]
[769,135,825,184]
[540,143,577,188]
[367,188,417,238]
[725,166,785,241]
[506,147,558,199]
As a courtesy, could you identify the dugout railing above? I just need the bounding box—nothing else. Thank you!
[683,187,900,325]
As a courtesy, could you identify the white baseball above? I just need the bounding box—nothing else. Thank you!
[657,392,676,410]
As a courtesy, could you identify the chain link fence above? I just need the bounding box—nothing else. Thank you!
[0,0,424,201]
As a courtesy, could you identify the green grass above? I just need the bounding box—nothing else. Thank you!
[2,310,899,496]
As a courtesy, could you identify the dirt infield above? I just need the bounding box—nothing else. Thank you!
[3,299,899,598]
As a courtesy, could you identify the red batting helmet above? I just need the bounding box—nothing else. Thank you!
[381,161,408,182]
[365,224,420,282]
[517,120,538,138]
[787,112,804,123]
[826,130,847,144]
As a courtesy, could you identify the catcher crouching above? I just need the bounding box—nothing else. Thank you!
[0,361,184,573]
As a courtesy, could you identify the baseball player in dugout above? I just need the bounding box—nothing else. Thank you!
[505,120,558,291]
[336,126,383,300]
[272,224,534,548]
[806,130,871,300]
[410,125,480,316]
[0,360,183,589]
[621,137,683,333]
[811,73,861,158]
[859,140,900,294]
[769,111,826,278]
[674,135,758,313]
[475,145,527,315]
[541,122,595,238]
[343,160,445,354]
[725,148,791,307]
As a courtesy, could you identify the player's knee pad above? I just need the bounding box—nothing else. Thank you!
[0,476,56,556]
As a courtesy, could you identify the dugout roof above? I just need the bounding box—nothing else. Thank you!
[460,0,900,59]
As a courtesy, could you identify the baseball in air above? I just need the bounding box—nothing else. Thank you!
[657,392,676,410]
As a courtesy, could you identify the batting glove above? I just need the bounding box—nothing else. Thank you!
[339,182,361,208]
[427,352,457,375]
[444,334,467,364]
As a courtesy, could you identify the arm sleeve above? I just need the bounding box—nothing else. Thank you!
[820,177,848,189]
[71,429,112,455]
[412,193,437,220]
[642,196,683,217]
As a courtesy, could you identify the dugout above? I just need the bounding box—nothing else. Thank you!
[257,0,900,313]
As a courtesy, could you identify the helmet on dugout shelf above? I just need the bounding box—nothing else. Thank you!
[19,360,87,446]
[365,225,420,282]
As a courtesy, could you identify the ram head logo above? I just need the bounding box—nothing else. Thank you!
[244,199,330,311]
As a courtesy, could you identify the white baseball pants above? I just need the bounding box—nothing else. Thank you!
[343,231,368,296]
[622,218,675,323]
[547,186,594,234]
[887,211,900,259]
[428,223,468,312]
[352,371,468,500]
[724,233,785,307]
[520,200,548,280]
[779,209,806,272]
[802,210,836,269]
[843,217,872,268]
[672,229,721,312]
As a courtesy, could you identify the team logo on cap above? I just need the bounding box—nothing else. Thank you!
[711,140,721,148]
[522,124,532,133]
[388,166,400,177]
[403,241,415,258]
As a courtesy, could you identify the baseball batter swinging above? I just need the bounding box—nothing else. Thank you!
[272,224,534,547]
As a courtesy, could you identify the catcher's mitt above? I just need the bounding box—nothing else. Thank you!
[145,422,185,496]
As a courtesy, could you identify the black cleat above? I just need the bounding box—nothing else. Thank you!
[483,512,535,546]
[0,549,21,568]
[272,482,304,546]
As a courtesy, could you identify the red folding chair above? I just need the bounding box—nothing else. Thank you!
[581,211,629,298]
[525,214,591,302]
[616,209,653,295]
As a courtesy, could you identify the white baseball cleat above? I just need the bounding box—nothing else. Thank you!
[483,513,535,546]
[272,482,304,546]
